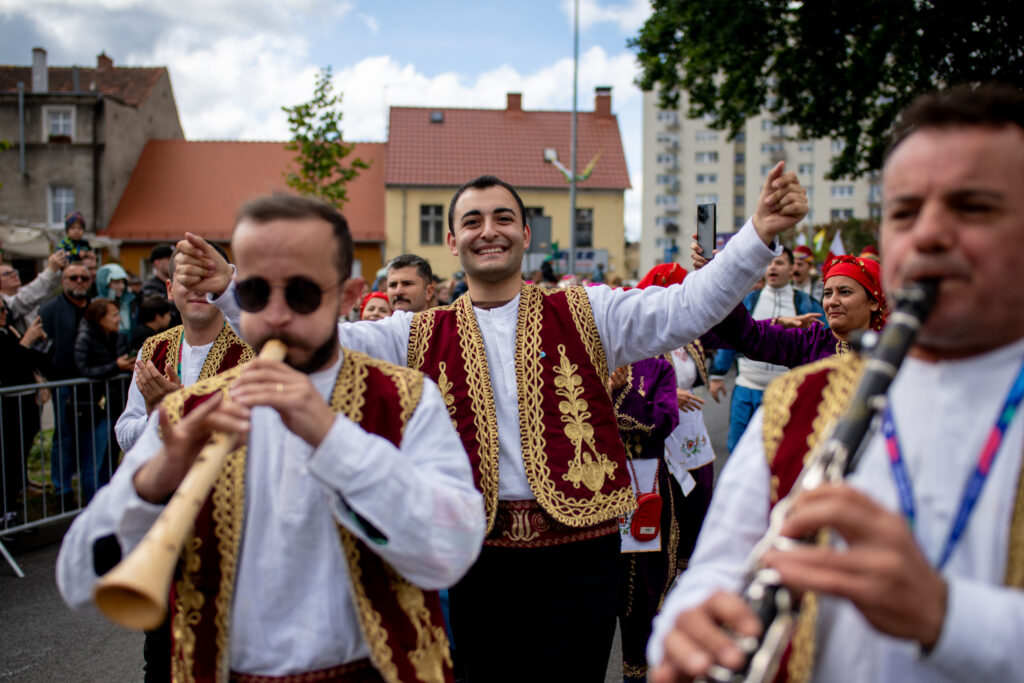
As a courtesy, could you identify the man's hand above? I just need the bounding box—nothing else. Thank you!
[229,359,336,448]
[19,316,46,348]
[47,250,68,273]
[677,388,705,412]
[136,360,183,414]
[174,232,232,296]
[708,379,728,403]
[133,393,250,504]
[650,590,763,683]
[763,484,948,650]
[774,312,822,329]
[689,232,720,270]
[609,365,630,392]
[116,354,135,372]
[753,162,808,245]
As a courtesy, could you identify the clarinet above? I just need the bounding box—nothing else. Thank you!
[701,279,939,683]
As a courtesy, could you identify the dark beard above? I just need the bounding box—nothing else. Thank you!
[259,332,338,374]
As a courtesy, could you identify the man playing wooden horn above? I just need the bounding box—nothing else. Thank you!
[57,195,484,683]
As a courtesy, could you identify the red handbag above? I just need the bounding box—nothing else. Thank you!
[628,459,662,542]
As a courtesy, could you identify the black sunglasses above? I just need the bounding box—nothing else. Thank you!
[234,276,340,315]
[66,274,90,282]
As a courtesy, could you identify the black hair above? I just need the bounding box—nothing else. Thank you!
[387,254,433,283]
[138,294,172,324]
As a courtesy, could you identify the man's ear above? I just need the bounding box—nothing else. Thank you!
[340,278,364,315]
[165,278,172,298]
[523,222,532,251]
[446,230,458,258]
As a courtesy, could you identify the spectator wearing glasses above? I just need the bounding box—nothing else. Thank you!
[39,262,92,508]
[0,250,67,335]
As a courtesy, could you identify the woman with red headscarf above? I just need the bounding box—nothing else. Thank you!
[703,254,888,365]
[359,291,392,321]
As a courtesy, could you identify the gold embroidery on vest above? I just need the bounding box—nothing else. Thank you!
[353,352,423,429]
[1005,448,1024,588]
[517,287,634,527]
[555,344,617,493]
[563,285,610,387]
[337,530,400,683]
[201,325,254,380]
[612,365,634,411]
[171,535,203,683]
[504,508,540,543]
[139,325,183,367]
[436,361,457,426]
[392,571,452,683]
[454,296,500,533]
[211,445,247,681]
[407,308,438,371]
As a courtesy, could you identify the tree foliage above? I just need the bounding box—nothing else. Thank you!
[282,66,369,207]
[630,0,1024,178]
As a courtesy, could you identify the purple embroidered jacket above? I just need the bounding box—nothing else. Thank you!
[701,303,843,368]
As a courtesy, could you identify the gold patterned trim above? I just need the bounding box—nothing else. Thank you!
[516,286,635,527]
[1005,445,1024,588]
[806,357,863,466]
[390,570,452,682]
[139,324,184,367]
[171,536,203,683]
[345,351,423,432]
[454,295,501,533]
[686,340,709,390]
[212,444,247,681]
[563,285,610,388]
[787,590,818,683]
[200,324,255,380]
[611,364,634,411]
[407,308,438,372]
[435,362,457,427]
[337,531,400,683]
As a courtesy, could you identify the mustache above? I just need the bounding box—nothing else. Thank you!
[898,254,972,284]
[391,294,410,303]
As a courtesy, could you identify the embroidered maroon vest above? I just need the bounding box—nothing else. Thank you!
[139,324,254,382]
[408,284,634,533]
[162,350,453,683]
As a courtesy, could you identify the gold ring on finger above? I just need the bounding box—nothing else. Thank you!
[276,383,284,393]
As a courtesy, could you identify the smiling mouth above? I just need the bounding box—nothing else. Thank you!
[475,246,507,255]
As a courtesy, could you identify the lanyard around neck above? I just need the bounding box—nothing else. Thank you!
[881,358,1024,570]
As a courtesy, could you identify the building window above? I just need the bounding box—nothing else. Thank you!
[420,204,444,245]
[830,185,855,198]
[696,173,717,184]
[655,195,680,208]
[798,142,814,153]
[657,153,678,166]
[48,186,75,226]
[734,152,745,164]
[760,143,783,154]
[734,194,745,206]
[831,208,854,221]
[43,106,74,142]
[695,194,718,205]
[798,163,814,176]
[830,139,845,152]
[734,216,746,229]
[695,151,718,163]
[656,175,675,185]
[735,173,745,186]
[735,131,746,143]
[761,119,774,131]
[657,111,678,124]
[654,217,675,228]
[574,208,593,248]
[695,131,718,143]
[760,164,773,176]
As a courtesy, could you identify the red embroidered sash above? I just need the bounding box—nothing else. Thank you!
[164,350,453,683]
[408,283,634,532]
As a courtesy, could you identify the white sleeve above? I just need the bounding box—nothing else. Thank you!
[211,279,413,367]
[923,576,1024,681]
[56,412,166,611]
[6,268,60,319]
[590,219,779,371]
[308,378,485,589]
[647,408,772,667]
[114,369,150,452]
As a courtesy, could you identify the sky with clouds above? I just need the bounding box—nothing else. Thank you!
[0,0,653,240]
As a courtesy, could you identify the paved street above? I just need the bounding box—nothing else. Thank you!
[0,379,733,682]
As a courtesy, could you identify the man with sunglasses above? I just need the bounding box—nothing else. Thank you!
[58,195,484,683]
[174,164,807,681]
[39,262,93,508]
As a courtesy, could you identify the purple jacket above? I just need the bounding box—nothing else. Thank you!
[612,356,679,460]
[701,303,842,368]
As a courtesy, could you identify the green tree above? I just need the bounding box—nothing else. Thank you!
[630,0,1024,178]
[282,66,368,206]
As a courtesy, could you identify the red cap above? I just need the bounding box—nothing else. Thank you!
[637,263,688,289]
[360,291,390,318]
[793,245,814,261]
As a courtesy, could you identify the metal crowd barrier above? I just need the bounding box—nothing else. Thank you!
[0,374,131,577]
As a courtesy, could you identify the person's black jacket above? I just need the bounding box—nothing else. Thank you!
[74,319,130,418]
[39,293,89,380]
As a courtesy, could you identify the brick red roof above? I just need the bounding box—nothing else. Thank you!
[101,140,385,243]
[386,102,631,190]
[0,65,166,108]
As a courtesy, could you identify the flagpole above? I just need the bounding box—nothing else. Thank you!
[568,0,579,276]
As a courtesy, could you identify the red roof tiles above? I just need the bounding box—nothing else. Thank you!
[386,100,631,190]
[0,65,166,108]
[101,140,385,243]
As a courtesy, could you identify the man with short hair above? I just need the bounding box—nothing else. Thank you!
[178,165,808,681]
[649,84,1024,683]
[1,250,66,335]
[116,250,252,452]
[386,253,435,313]
[128,295,172,352]
[58,194,483,682]
[709,246,825,451]
[792,244,822,299]
[39,262,92,507]
[140,245,173,301]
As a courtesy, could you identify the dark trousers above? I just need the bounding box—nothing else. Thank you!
[449,532,620,683]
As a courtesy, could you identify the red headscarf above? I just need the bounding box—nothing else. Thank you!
[822,255,888,330]
[359,291,390,318]
[637,263,688,289]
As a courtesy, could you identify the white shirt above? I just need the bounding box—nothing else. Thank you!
[648,336,1024,682]
[57,353,485,676]
[115,335,216,452]
[736,283,796,391]
[212,220,777,500]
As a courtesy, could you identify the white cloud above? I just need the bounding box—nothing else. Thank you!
[358,13,379,34]
[559,0,652,33]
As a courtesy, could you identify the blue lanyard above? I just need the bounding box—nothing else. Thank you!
[881,358,1024,570]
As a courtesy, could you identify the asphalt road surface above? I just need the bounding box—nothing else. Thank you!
[0,378,734,683]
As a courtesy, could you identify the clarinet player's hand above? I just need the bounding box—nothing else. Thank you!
[763,484,948,650]
[651,590,763,682]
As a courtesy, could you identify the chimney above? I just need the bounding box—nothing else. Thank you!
[595,86,612,118]
[506,92,522,113]
[97,52,113,70]
[32,47,48,93]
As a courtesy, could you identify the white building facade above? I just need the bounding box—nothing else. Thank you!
[640,89,881,273]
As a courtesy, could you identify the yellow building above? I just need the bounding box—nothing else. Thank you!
[384,89,631,279]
